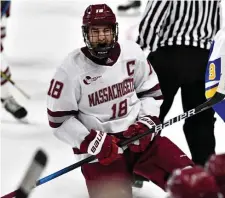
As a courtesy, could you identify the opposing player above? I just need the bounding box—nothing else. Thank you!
[117,1,141,13]
[205,26,225,122]
[166,166,222,198]
[205,153,225,196]
[1,1,27,119]
[47,4,193,197]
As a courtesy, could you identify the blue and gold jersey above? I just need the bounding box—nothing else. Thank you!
[205,27,225,122]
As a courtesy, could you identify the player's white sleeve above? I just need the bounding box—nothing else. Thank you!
[134,50,163,118]
[47,67,89,149]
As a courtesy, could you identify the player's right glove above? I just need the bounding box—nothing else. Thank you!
[79,129,123,166]
[123,116,160,153]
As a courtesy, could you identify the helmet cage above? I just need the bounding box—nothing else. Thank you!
[82,23,118,59]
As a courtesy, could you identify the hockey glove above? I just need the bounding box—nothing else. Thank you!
[80,129,123,166]
[123,116,160,152]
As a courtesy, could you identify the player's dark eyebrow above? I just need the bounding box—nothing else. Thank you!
[90,27,99,31]
[90,26,111,31]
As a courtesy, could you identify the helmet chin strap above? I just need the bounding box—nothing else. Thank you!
[89,42,114,59]
[89,46,111,59]
[82,24,118,59]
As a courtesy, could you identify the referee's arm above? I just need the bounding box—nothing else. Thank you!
[137,0,170,50]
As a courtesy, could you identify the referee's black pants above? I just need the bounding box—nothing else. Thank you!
[147,45,216,166]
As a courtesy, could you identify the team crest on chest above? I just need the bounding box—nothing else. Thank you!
[83,75,102,85]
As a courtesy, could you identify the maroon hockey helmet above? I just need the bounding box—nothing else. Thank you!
[205,154,225,196]
[166,166,221,198]
[82,4,118,59]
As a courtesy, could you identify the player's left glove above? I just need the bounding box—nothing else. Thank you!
[123,116,161,152]
[79,129,123,165]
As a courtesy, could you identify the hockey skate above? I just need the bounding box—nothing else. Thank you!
[133,180,143,188]
[117,1,141,16]
[132,174,144,188]
[1,96,27,119]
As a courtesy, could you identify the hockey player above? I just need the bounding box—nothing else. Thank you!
[205,153,225,196]
[117,1,141,13]
[166,166,222,198]
[205,26,225,122]
[47,4,194,198]
[204,28,225,197]
[1,1,27,119]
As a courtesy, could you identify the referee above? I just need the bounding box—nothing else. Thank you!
[137,0,221,166]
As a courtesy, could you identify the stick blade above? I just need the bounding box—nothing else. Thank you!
[16,150,47,198]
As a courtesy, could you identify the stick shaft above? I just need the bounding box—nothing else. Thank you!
[0,72,30,99]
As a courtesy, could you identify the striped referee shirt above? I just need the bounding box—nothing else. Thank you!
[137,0,221,52]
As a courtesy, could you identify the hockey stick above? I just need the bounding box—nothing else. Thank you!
[1,71,31,100]
[2,92,224,198]
[1,150,47,198]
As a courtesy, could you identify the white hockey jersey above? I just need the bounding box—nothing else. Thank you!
[47,40,163,160]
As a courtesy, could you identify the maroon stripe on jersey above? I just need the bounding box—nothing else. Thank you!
[47,108,78,117]
[137,83,161,98]
[49,121,63,128]
[150,83,161,92]
[153,95,164,100]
